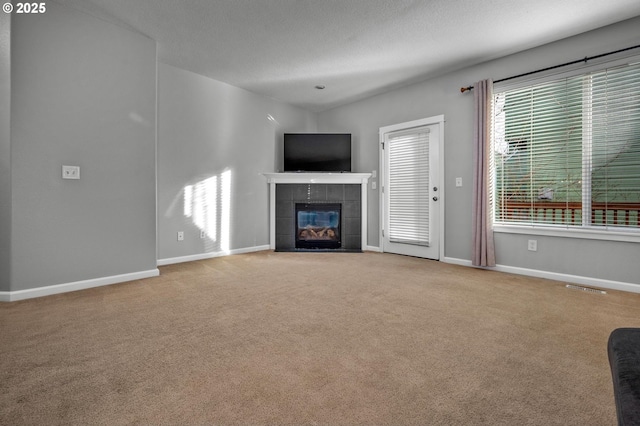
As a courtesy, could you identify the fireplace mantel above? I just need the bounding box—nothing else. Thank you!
[263,172,371,185]
[263,173,372,250]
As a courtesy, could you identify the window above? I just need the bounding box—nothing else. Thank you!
[491,62,640,232]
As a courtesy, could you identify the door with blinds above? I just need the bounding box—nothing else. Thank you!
[380,117,441,259]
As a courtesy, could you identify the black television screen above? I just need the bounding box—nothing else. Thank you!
[284,133,351,172]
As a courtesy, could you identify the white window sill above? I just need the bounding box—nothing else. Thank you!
[493,224,640,243]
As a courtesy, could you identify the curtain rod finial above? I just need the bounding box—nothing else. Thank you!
[461,86,473,93]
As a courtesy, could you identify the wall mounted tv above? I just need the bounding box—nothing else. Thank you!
[284,133,351,172]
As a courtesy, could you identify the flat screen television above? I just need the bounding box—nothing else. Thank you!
[284,133,351,172]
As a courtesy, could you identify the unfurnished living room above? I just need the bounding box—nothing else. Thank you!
[2,0,640,424]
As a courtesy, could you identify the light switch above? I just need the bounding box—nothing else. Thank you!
[62,165,80,180]
[372,170,377,178]
[455,177,462,187]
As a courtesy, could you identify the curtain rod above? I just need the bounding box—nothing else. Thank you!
[460,44,640,93]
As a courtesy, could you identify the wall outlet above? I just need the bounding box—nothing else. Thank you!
[372,181,377,190]
[62,165,80,180]
[177,231,184,241]
[200,230,206,239]
[528,239,537,251]
[455,177,462,187]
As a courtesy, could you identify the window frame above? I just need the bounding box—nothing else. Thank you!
[491,53,640,243]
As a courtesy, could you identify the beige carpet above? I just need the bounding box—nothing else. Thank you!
[1,251,639,425]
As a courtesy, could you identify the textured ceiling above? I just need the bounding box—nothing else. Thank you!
[55,0,640,112]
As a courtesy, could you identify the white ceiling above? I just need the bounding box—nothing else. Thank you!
[55,0,640,112]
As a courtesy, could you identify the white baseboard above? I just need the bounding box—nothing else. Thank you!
[442,256,640,294]
[157,245,270,266]
[364,245,382,252]
[442,257,474,267]
[0,269,160,302]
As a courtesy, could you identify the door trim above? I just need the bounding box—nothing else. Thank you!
[379,115,445,259]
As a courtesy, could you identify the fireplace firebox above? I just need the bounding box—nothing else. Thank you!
[295,203,341,249]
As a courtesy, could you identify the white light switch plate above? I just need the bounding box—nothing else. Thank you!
[62,165,80,179]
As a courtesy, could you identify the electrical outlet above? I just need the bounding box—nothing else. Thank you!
[177,231,184,241]
[200,230,206,239]
[62,165,80,180]
[528,239,537,251]
[372,181,377,190]
[455,177,462,187]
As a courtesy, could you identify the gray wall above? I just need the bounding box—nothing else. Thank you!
[157,63,316,260]
[3,2,639,295]
[317,17,640,285]
[0,13,10,292]
[8,2,157,291]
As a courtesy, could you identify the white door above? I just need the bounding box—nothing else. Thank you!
[380,116,442,259]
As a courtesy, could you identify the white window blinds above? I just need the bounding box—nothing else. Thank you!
[387,128,431,245]
[492,62,640,229]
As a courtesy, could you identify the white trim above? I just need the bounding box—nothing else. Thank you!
[379,116,444,134]
[494,224,640,243]
[379,115,445,260]
[442,257,640,294]
[263,173,371,250]
[157,245,270,266]
[154,50,160,264]
[263,172,372,185]
[361,180,368,251]
[0,269,160,302]
[379,132,385,254]
[269,180,276,251]
[364,245,382,252]
[437,117,446,262]
[442,257,473,267]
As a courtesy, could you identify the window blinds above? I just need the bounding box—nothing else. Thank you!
[492,62,640,229]
[387,128,431,245]
[589,65,640,227]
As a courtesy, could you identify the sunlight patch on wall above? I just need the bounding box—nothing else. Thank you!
[182,170,232,252]
[220,170,231,252]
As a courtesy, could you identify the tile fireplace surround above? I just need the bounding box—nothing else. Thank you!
[263,173,372,251]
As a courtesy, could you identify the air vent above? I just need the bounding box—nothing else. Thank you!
[565,284,606,295]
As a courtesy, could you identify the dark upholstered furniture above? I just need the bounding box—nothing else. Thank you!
[608,328,640,425]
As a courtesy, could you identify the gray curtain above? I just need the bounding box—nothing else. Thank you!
[471,79,496,267]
